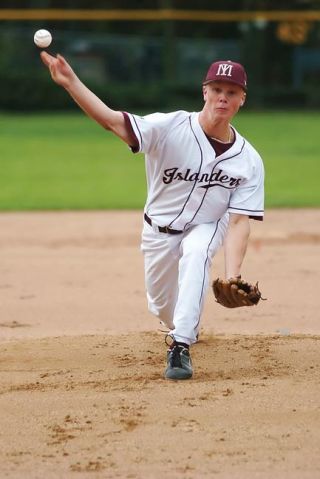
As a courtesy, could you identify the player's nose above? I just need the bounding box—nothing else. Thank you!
[218,95,227,104]
[217,91,228,102]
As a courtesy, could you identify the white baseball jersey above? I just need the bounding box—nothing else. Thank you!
[126,110,264,229]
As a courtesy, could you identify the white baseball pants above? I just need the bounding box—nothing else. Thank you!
[141,214,229,345]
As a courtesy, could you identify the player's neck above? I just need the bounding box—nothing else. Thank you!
[198,111,232,143]
[208,127,233,144]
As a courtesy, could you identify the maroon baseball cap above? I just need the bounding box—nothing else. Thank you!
[203,60,247,90]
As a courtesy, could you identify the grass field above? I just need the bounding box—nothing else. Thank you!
[1,111,319,210]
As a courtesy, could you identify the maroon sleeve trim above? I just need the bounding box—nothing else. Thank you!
[122,112,140,153]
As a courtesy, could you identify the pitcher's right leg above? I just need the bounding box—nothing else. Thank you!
[141,223,181,330]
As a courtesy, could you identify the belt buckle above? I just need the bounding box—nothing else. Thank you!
[164,225,170,234]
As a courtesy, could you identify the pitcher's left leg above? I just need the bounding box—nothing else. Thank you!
[170,216,228,344]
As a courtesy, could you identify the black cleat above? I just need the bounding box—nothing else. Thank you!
[165,344,193,380]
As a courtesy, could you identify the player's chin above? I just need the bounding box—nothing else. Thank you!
[215,108,231,118]
[217,107,238,119]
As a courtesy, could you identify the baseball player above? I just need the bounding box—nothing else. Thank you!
[41,52,264,381]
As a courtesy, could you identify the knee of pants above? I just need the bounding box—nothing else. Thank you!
[147,295,174,329]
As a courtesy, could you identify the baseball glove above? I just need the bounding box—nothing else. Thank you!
[212,277,264,308]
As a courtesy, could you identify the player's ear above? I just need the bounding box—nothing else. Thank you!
[202,85,208,102]
[240,93,246,107]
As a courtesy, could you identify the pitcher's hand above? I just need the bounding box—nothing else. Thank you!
[40,52,76,90]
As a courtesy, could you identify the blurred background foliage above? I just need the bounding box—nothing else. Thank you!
[1,0,320,111]
[1,2,320,209]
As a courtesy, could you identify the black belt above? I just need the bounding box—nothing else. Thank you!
[144,213,183,235]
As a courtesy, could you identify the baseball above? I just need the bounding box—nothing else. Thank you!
[34,29,52,48]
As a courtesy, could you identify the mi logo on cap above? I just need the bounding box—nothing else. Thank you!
[216,63,233,77]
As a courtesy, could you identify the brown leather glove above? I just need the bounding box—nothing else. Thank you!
[212,277,264,308]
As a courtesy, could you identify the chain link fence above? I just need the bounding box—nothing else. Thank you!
[1,16,320,111]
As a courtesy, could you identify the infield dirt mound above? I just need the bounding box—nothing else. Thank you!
[0,332,319,479]
[0,209,319,478]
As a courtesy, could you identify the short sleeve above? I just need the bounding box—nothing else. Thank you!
[123,112,167,155]
[124,111,189,155]
[228,155,265,221]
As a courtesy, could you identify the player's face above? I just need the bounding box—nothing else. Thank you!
[203,81,246,119]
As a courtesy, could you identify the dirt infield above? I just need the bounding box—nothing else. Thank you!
[0,210,319,478]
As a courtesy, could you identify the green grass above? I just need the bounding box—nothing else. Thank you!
[0,111,319,210]
[233,111,320,207]
[0,113,146,210]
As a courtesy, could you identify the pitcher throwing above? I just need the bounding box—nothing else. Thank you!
[41,52,265,380]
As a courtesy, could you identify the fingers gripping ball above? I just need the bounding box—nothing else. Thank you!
[34,29,52,49]
[212,277,264,308]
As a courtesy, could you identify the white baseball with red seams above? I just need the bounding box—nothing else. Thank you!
[34,29,52,48]
[126,110,264,345]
